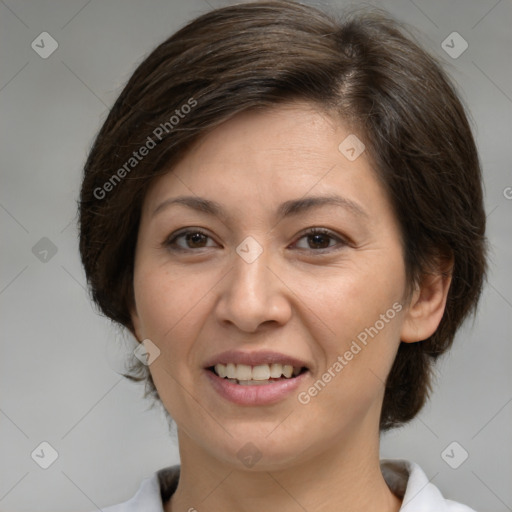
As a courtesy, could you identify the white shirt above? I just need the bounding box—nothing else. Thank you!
[97,459,477,511]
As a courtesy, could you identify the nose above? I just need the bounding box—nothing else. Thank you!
[215,242,293,333]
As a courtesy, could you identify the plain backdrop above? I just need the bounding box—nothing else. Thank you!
[1,0,511,510]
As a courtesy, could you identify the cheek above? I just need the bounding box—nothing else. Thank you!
[132,260,222,388]
[299,290,403,432]
[305,254,405,344]
[133,262,201,340]
[300,251,405,401]
[133,264,208,410]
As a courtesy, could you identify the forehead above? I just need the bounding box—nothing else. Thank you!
[142,101,385,221]
[179,102,340,173]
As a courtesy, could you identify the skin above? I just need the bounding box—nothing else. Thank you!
[130,101,452,512]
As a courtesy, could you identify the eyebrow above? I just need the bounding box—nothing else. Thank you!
[151,194,368,221]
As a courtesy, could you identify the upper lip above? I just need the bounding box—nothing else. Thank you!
[203,350,310,370]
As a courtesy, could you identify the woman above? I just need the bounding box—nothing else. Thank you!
[79,1,487,510]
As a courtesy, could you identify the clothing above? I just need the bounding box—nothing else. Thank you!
[97,459,477,511]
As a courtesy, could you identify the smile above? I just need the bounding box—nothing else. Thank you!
[204,361,309,405]
[209,363,306,385]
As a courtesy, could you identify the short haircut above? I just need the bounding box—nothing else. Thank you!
[79,0,487,430]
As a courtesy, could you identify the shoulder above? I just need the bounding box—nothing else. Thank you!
[380,459,477,511]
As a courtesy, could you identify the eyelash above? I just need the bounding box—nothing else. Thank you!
[163,227,347,253]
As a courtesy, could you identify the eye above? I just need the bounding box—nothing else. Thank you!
[164,229,218,251]
[163,227,347,252]
[293,228,346,251]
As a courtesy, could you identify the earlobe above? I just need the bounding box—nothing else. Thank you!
[400,264,453,344]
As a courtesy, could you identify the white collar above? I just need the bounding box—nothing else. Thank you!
[100,459,476,511]
[381,459,476,511]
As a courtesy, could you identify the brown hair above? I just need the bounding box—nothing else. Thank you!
[78,0,487,430]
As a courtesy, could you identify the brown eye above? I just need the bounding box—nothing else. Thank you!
[306,233,332,249]
[294,228,346,251]
[165,229,217,250]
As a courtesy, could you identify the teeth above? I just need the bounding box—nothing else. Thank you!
[213,363,302,381]
[269,363,283,378]
[236,364,252,381]
[226,363,236,379]
[282,365,293,378]
[252,365,270,380]
[216,363,227,378]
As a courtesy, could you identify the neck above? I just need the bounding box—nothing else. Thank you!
[165,425,402,512]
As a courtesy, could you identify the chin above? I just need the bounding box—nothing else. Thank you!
[197,424,318,471]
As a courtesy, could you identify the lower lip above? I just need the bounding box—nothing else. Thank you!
[205,369,309,406]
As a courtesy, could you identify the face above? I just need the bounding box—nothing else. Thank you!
[131,101,411,470]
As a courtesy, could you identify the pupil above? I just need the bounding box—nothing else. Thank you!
[309,234,329,249]
[187,232,206,247]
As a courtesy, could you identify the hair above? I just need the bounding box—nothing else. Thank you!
[78,0,487,430]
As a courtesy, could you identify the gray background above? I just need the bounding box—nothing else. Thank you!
[1,0,511,510]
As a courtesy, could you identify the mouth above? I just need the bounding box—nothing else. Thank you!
[203,352,311,405]
[207,363,308,386]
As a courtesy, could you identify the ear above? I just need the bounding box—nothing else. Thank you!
[400,258,453,343]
